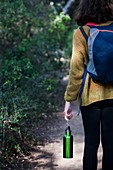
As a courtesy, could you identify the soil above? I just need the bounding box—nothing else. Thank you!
[3,102,102,170]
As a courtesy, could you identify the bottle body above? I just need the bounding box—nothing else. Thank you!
[63,126,73,158]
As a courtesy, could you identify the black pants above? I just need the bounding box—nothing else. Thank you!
[81,99,113,170]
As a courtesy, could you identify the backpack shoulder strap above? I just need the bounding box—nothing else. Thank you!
[79,27,88,42]
[77,27,88,115]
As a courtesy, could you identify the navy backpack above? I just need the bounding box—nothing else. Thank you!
[80,23,113,84]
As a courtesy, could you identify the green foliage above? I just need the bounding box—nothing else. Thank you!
[0,0,77,158]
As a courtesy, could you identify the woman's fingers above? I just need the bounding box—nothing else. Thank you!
[65,112,73,120]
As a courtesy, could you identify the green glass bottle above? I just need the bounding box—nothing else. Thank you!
[63,126,73,158]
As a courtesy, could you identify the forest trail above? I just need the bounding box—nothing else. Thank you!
[16,102,102,170]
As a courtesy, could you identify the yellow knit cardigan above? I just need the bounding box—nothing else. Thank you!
[64,21,113,106]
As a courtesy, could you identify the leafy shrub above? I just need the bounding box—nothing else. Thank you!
[0,0,77,158]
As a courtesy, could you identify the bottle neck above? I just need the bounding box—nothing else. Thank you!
[66,130,71,136]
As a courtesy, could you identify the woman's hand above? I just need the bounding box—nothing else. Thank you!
[64,101,73,121]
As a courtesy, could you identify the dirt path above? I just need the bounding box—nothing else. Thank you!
[16,102,102,170]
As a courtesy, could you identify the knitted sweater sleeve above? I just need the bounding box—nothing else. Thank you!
[64,27,88,102]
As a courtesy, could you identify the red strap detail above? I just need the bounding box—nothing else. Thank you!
[85,22,97,26]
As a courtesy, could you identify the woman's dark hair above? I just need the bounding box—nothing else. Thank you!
[75,0,113,26]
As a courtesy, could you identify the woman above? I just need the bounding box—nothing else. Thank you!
[64,0,113,170]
